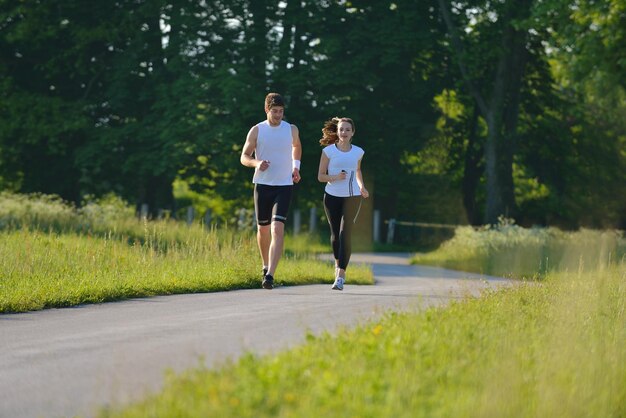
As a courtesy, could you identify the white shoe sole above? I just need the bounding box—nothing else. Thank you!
[331,279,344,291]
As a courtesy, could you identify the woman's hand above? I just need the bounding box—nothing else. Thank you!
[335,171,347,181]
[360,187,369,198]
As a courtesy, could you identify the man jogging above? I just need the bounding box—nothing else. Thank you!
[240,93,302,289]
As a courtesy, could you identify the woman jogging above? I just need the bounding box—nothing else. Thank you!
[317,117,369,291]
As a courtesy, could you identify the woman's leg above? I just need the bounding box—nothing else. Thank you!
[323,193,343,269]
[337,197,361,276]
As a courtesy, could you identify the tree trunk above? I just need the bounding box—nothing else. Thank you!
[462,106,483,224]
[485,4,530,223]
[137,174,176,218]
[247,1,270,87]
[438,0,532,224]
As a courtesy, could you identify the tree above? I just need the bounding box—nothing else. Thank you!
[438,0,535,223]
[299,0,446,222]
[519,0,626,228]
[0,0,113,201]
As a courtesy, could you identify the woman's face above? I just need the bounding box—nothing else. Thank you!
[337,121,354,142]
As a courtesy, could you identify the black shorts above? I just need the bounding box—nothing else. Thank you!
[254,184,293,226]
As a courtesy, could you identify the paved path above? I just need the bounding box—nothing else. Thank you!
[0,253,510,418]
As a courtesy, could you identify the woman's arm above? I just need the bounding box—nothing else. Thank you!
[317,152,346,183]
[355,158,369,198]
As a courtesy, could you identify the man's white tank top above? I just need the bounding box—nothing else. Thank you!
[323,144,365,197]
[253,120,294,186]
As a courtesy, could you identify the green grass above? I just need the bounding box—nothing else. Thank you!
[0,192,372,313]
[94,224,626,417]
[411,225,626,278]
[98,262,626,418]
[0,228,372,313]
[5,192,625,415]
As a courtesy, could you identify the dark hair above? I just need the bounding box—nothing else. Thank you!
[319,117,355,146]
[265,93,285,111]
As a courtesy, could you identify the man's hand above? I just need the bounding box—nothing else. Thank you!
[257,160,270,171]
[292,168,301,183]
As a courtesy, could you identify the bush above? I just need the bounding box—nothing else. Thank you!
[412,218,625,278]
[0,192,77,231]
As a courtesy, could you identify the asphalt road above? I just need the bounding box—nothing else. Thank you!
[0,253,510,418]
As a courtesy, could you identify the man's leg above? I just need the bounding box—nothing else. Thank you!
[265,185,292,278]
[257,224,271,268]
[259,220,275,290]
[267,221,285,276]
[254,184,273,277]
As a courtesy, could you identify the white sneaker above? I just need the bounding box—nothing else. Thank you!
[331,277,344,291]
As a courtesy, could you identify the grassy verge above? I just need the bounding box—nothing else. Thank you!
[0,228,371,313]
[98,262,625,418]
[411,225,626,278]
[0,192,371,313]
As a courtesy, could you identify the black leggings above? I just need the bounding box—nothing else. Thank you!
[323,193,361,270]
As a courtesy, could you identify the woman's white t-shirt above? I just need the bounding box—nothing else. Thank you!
[323,144,365,197]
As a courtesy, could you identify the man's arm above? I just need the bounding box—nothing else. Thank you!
[240,125,269,171]
[291,124,302,183]
[291,124,302,161]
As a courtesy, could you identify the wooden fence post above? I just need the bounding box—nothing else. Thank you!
[293,209,301,235]
[387,218,396,244]
[309,207,317,233]
[203,209,212,229]
[373,209,380,242]
[186,206,195,225]
[238,208,246,230]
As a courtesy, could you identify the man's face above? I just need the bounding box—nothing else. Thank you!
[266,106,284,126]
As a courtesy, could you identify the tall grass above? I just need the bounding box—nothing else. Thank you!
[0,192,131,232]
[0,191,332,253]
[0,193,372,313]
[0,228,372,314]
[411,223,626,278]
[98,258,626,417]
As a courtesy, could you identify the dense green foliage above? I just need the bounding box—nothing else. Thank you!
[1,1,625,230]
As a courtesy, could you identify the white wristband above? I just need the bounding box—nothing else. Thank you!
[292,160,301,170]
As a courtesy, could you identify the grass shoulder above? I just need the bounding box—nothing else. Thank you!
[0,229,372,314]
[98,263,626,418]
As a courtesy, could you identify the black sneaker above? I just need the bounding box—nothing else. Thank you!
[262,267,268,280]
[262,273,274,290]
